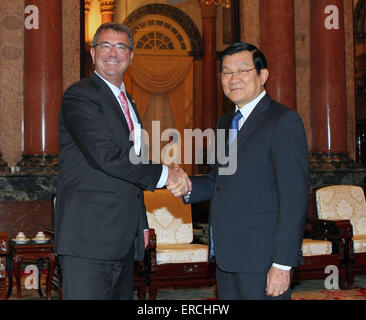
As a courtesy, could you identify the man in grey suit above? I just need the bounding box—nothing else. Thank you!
[55,23,190,300]
[170,42,309,300]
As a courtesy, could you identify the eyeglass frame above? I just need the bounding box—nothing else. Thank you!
[93,41,133,53]
[219,67,257,80]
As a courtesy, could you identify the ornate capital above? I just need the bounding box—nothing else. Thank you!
[0,151,7,169]
[84,0,92,12]
[99,0,116,14]
[200,0,218,19]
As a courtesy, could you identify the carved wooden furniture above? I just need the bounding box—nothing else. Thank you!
[314,185,366,288]
[0,199,54,299]
[43,194,63,299]
[292,189,347,289]
[10,241,55,300]
[0,233,9,300]
[293,239,346,289]
[144,189,216,300]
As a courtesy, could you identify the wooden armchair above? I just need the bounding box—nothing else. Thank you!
[292,190,347,289]
[43,194,62,299]
[0,233,10,300]
[143,189,216,300]
[313,185,366,288]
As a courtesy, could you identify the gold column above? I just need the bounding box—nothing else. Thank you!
[85,0,92,44]
[99,0,116,24]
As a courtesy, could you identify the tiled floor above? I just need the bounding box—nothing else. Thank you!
[7,274,366,300]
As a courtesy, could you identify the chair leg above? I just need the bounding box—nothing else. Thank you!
[137,285,146,300]
[149,285,157,300]
[339,270,347,290]
[347,269,355,289]
[6,256,12,298]
[36,259,43,297]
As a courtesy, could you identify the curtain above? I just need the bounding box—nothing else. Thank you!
[125,55,194,174]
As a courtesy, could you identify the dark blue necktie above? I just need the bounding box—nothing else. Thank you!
[226,110,243,155]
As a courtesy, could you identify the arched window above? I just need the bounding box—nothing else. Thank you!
[130,15,191,55]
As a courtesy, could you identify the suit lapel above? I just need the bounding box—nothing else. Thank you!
[126,92,142,126]
[90,73,132,134]
[236,94,271,151]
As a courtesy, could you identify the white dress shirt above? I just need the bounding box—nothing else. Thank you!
[95,72,168,188]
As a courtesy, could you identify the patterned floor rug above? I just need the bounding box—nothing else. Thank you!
[291,287,366,300]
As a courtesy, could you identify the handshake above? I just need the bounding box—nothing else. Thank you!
[165,165,192,198]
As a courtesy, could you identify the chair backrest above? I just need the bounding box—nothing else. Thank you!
[316,185,366,236]
[144,189,193,245]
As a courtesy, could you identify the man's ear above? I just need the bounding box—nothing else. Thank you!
[260,68,269,86]
[90,47,96,64]
[129,50,134,65]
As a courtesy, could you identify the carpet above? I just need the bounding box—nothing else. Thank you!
[291,288,366,300]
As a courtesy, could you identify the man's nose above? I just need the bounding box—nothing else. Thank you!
[109,45,118,56]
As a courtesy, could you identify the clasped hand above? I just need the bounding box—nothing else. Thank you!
[165,165,192,198]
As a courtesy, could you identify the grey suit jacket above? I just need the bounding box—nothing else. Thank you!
[55,73,162,261]
[185,94,310,273]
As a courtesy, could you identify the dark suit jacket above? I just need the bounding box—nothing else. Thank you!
[55,73,162,261]
[185,94,309,273]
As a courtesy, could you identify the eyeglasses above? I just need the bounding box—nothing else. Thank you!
[220,67,256,80]
[93,41,132,53]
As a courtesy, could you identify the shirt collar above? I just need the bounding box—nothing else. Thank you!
[94,71,126,99]
[235,90,266,119]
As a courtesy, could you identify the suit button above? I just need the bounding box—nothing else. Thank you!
[216,186,220,191]
[137,194,141,199]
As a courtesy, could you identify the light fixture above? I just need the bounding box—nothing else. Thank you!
[200,0,231,9]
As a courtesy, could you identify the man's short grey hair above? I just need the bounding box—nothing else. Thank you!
[92,22,134,50]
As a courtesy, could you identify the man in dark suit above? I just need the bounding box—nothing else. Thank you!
[55,23,190,300]
[173,42,309,299]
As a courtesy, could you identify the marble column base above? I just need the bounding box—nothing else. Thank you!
[17,154,58,174]
[0,157,9,173]
[310,152,356,170]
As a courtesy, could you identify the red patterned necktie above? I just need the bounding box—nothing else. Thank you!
[118,91,134,133]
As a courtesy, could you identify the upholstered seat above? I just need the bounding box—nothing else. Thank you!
[146,203,209,265]
[292,191,347,288]
[353,235,366,253]
[154,244,208,264]
[144,189,216,299]
[301,239,332,256]
[316,185,366,287]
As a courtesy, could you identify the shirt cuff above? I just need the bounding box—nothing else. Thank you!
[156,164,168,188]
[272,263,291,271]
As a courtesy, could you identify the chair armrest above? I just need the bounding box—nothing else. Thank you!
[0,233,9,283]
[147,228,156,249]
[0,233,9,255]
[144,228,157,273]
[307,218,353,259]
[307,218,353,240]
[43,228,55,239]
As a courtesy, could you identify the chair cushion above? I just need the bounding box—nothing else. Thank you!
[316,185,366,236]
[144,189,193,244]
[302,239,332,256]
[353,235,366,253]
[156,244,208,264]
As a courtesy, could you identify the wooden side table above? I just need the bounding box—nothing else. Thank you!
[10,241,56,300]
